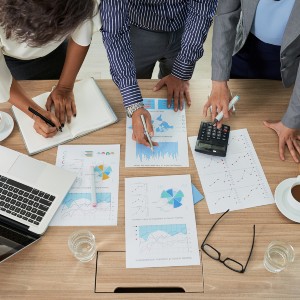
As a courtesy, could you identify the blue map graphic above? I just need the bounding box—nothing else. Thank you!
[139,224,187,241]
[155,115,174,133]
[161,189,184,208]
[62,192,111,207]
[136,142,178,161]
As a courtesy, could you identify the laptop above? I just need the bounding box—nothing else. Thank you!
[0,146,76,263]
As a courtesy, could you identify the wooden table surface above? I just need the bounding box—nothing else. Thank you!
[0,79,299,299]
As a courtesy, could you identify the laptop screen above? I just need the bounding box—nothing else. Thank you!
[0,223,38,263]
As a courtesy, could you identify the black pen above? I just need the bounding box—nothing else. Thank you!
[28,107,62,132]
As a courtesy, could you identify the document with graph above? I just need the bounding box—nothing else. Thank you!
[50,144,120,226]
[125,98,189,167]
[125,174,200,268]
[189,129,274,214]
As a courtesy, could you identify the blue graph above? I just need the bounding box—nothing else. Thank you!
[136,142,178,161]
[62,192,111,208]
[155,115,174,133]
[139,224,187,241]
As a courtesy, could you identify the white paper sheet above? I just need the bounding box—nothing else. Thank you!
[50,144,120,226]
[125,98,189,167]
[125,174,200,268]
[189,129,274,214]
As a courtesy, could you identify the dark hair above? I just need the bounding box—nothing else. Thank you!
[0,0,96,47]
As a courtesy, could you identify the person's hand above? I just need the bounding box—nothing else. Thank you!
[32,109,61,138]
[45,85,76,125]
[153,75,191,111]
[203,81,232,128]
[264,120,300,163]
[131,107,159,148]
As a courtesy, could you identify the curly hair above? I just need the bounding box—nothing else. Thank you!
[0,0,97,47]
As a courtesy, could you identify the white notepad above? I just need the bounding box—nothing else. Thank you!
[12,78,118,155]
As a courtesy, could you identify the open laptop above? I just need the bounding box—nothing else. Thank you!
[0,146,76,263]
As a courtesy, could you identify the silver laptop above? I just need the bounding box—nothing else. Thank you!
[0,146,76,263]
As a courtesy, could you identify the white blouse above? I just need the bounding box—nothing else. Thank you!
[0,0,101,102]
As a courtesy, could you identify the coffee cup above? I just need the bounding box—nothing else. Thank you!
[0,112,6,133]
[286,175,300,210]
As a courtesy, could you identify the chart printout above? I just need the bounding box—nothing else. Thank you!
[125,175,200,268]
[125,98,189,167]
[50,145,120,226]
[189,129,274,214]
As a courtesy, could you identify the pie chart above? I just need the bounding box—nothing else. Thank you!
[161,189,184,208]
[95,165,112,180]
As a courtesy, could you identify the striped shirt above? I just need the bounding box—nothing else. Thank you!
[100,0,217,108]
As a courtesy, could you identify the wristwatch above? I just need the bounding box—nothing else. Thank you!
[125,102,144,118]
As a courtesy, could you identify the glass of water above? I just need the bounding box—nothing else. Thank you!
[68,230,96,262]
[263,241,295,273]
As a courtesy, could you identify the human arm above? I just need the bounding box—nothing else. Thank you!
[46,38,89,125]
[204,0,242,126]
[264,63,300,162]
[100,0,153,146]
[154,0,218,111]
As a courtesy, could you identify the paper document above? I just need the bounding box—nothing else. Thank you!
[189,129,274,214]
[125,174,200,268]
[12,78,118,155]
[125,98,189,167]
[50,145,120,226]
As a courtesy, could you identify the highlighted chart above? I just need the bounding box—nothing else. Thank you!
[126,98,188,167]
[95,165,112,180]
[161,189,184,208]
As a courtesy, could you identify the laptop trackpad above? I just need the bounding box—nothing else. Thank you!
[8,155,46,184]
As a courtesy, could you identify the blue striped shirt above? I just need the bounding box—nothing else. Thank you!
[100,0,217,108]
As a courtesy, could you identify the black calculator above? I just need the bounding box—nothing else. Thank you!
[195,122,230,157]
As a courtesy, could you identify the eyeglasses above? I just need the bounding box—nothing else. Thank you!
[201,209,255,273]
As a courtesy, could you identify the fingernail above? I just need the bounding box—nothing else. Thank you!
[153,87,157,91]
[59,127,62,132]
[61,124,64,127]
[74,114,76,117]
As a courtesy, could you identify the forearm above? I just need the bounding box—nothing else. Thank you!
[172,0,217,80]
[8,79,42,119]
[58,38,89,89]
[282,63,300,129]
[211,0,242,81]
[100,0,143,107]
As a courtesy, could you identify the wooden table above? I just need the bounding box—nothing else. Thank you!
[0,79,299,299]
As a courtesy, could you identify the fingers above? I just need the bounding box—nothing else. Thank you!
[59,100,65,125]
[65,100,73,124]
[278,138,286,161]
[153,79,165,92]
[33,117,57,138]
[185,90,192,107]
[71,98,77,117]
[286,139,299,163]
[179,91,184,111]
[145,114,154,137]
[167,90,173,109]
[173,89,179,112]
[202,101,210,117]
[45,95,53,111]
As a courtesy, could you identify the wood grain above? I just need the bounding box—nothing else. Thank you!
[0,79,299,299]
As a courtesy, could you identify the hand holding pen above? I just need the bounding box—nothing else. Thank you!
[29,106,62,138]
[203,82,239,127]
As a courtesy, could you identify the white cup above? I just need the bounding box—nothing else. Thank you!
[286,175,300,210]
[0,112,6,132]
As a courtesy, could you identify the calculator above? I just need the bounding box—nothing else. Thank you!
[195,122,230,157]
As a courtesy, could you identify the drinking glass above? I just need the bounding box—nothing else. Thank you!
[263,241,295,273]
[68,230,96,262]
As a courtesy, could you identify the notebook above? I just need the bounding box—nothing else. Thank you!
[12,78,118,155]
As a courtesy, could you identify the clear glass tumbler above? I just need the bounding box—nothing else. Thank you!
[68,230,96,262]
[263,241,295,273]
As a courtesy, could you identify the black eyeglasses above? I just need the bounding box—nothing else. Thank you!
[201,209,255,273]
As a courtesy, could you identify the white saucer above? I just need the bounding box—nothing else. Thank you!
[274,178,300,223]
[0,112,14,142]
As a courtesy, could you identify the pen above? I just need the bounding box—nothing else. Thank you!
[212,95,240,125]
[140,114,154,152]
[90,166,97,207]
[28,106,62,132]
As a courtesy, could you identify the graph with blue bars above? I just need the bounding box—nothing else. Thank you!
[136,142,178,161]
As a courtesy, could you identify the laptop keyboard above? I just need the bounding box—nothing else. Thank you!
[0,175,55,226]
